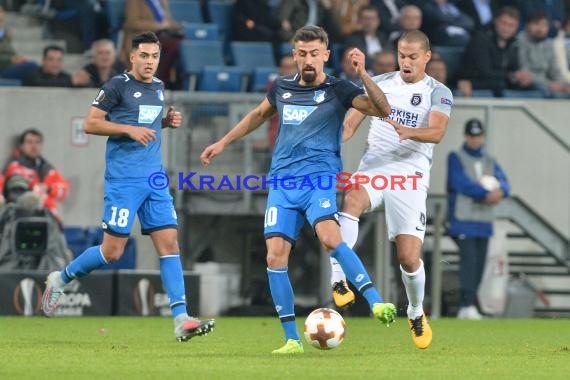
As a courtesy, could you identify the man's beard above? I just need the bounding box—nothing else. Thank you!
[301,67,317,83]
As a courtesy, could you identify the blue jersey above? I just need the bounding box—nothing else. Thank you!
[267,74,363,179]
[92,72,165,181]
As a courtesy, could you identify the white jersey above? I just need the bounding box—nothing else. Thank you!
[365,71,453,170]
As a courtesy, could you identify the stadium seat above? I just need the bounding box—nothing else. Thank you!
[230,42,276,72]
[64,226,88,258]
[198,66,243,92]
[180,40,225,90]
[183,23,219,41]
[84,227,136,270]
[280,42,293,58]
[501,89,545,99]
[169,0,204,23]
[432,45,465,84]
[207,0,233,38]
[453,89,495,98]
[249,66,279,92]
[0,78,22,86]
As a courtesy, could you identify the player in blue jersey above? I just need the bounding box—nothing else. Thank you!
[41,32,215,342]
[200,26,396,354]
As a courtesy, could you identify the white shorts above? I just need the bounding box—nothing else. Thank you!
[352,156,430,242]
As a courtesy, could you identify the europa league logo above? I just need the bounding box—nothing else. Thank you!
[13,278,42,316]
[133,278,155,316]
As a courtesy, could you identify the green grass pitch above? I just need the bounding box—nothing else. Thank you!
[0,317,568,379]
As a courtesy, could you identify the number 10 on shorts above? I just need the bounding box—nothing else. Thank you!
[264,207,277,227]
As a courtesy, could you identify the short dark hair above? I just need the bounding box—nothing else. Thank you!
[399,30,430,52]
[292,26,329,48]
[43,45,65,58]
[19,128,43,145]
[526,10,548,24]
[496,6,520,21]
[131,31,161,50]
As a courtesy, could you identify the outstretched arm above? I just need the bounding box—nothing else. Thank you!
[200,99,276,166]
[346,48,391,117]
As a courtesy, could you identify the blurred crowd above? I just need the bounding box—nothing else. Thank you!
[0,0,570,97]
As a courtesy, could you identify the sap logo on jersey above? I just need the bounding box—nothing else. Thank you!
[138,105,162,124]
[282,105,317,125]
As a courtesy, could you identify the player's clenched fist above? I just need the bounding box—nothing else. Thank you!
[166,106,182,128]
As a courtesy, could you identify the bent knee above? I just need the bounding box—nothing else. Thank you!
[343,188,369,214]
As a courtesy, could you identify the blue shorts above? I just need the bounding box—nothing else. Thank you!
[263,176,338,244]
[102,180,177,237]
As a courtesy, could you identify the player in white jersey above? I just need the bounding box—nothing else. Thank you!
[330,30,453,349]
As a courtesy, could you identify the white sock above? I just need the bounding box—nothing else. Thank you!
[330,257,346,285]
[338,212,359,249]
[401,259,426,319]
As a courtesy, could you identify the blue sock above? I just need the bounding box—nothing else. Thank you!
[267,267,299,342]
[160,254,188,318]
[61,245,107,283]
[330,242,384,308]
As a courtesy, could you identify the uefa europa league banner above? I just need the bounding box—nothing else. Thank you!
[0,270,113,316]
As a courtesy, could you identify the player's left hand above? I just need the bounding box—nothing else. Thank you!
[200,141,225,166]
[166,106,182,128]
[385,118,413,142]
[348,48,366,76]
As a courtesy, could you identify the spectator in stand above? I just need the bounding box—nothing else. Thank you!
[518,11,570,97]
[426,56,448,85]
[456,6,533,97]
[371,50,396,75]
[515,0,566,38]
[277,0,342,43]
[22,45,73,87]
[2,128,69,223]
[388,4,422,48]
[0,5,38,81]
[330,0,369,40]
[371,0,407,34]
[344,5,391,68]
[336,47,367,86]
[420,0,475,47]
[121,0,184,89]
[456,0,499,31]
[73,39,124,88]
[232,0,280,43]
[553,16,570,83]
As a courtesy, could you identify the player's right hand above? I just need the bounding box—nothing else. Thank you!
[128,126,156,146]
[200,142,225,166]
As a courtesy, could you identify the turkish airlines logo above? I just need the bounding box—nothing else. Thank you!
[13,278,42,316]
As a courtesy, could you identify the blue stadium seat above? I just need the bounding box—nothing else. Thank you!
[105,0,126,46]
[501,89,545,99]
[0,78,22,86]
[183,23,219,40]
[84,227,136,270]
[169,0,204,23]
[207,0,233,38]
[230,42,276,72]
[249,66,279,92]
[432,45,465,84]
[198,66,243,92]
[64,227,88,258]
[180,40,225,90]
[280,42,293,58]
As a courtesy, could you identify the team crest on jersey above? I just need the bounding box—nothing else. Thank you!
[319,198,331,209]
[282,105,316,125]
[157,90,164,101]
[138,105,162,124]
[410,93,422,106]
[313,90,326,103]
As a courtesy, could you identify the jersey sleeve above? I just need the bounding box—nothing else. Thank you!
[335,79,365,109]
[92,78,121,112]
[430,84,453,117]
[266,78,278,108]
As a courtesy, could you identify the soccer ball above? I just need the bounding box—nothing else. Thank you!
[479,175,500,191]
[303,308,346,350]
